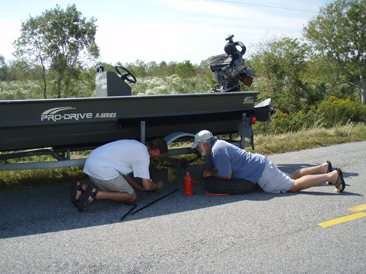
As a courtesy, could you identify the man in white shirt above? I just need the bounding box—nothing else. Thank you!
[71,138,168,212]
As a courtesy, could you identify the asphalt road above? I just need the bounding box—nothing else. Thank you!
[0,141,365,273]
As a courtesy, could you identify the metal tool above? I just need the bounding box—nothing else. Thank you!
[131,189,179,216]
[120,202,137,221]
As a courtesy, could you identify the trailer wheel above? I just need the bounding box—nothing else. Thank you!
[204,177,257,195]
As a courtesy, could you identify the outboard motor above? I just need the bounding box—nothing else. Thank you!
[210,35,253,92]
[96,65,104,73]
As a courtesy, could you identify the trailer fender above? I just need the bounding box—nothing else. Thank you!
[163,132,195,145]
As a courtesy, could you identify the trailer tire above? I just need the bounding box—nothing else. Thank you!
[204,177,257,195]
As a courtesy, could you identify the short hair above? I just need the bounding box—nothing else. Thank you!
[149,138,168,154]
[204,136,217,146]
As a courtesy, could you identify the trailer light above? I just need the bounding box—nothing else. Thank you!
[251,117,256,124]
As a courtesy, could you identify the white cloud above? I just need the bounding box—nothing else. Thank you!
[0,0,322,65]
[0,19,21,61]
[95,0,310,65]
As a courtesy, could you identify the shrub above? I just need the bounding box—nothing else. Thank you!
[132,75,211,95]
[254,96,366,135]
[316,96,366,126]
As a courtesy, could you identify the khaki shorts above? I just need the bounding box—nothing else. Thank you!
[257,157,294,193]
[89,175,134,195]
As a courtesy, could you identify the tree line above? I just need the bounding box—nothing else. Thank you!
[0,0,365,108]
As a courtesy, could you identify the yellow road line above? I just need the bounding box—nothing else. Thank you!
[318,212,366,228]
[348,203,366,212]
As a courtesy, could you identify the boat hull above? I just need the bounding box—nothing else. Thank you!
[0,91,264,152]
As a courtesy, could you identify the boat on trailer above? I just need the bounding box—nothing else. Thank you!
[0,68,271,171]
[0,36,272,171]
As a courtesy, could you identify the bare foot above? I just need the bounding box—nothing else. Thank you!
[320,162,329,174]
[324,161,333,184]
[75,181,84,201]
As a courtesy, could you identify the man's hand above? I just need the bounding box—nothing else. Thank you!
[142,178,163,191]
[203,169,218,178]
[202,167,232,180]
[155,180,163,189]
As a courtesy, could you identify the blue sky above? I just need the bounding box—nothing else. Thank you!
[0,0,331,65]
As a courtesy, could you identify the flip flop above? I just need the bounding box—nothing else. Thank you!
[70,180,85,207]
[334,168,346,193]
[78,184,98,212]
[326,161,333,185]
[327,161,333,173]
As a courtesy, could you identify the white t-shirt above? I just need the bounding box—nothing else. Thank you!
[83,140,150,180]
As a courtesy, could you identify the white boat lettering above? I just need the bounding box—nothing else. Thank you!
[96,78,107,86]
[243,97,255,104]
[41,107,93,122]
[95,113,117,118]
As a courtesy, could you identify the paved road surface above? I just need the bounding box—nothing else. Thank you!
[0,141,365,273]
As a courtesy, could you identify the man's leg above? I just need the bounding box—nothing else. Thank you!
[90,175,137,202]
[288,162,330,180]
[94,190,137,203]
[74,181,89,203]
[78,175,137,211]
[78,185,137,212]
[289,170,341,192]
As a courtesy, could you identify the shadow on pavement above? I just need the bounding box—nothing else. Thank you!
[0,163,359,239]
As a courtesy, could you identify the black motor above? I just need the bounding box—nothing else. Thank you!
[210,35,253,92]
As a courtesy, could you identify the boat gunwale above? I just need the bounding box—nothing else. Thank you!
[0,91,260,104]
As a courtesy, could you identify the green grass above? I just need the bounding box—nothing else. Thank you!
[252,122,366,155]
[1,123,365,192]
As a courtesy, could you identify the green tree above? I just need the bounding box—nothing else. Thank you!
[249,37,315,112]
[160,61,177,77]
[303,0,366,104]
[146,61,159,76]
[0,55,9,81]
[13,4,99,98]
[176,60,197,78]
[124,60,148,78]
[198,56,216,89]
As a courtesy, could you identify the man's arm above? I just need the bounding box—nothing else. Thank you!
[124,175,146,192]
[203,168,232,180]
[141,178,163,191]
[193,166,207,184]
[193,166,232,184]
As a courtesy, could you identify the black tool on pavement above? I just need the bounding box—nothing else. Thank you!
[120,202,137,221]
[131,189,180,216]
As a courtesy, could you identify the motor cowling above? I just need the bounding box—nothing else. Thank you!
[210,35,253,93]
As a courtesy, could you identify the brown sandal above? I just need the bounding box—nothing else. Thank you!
[325,161,333,185]
[78,184,98,212]
[71,181,85,207]
[334,168,345,193]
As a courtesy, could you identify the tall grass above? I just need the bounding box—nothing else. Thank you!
[252,122,366,155]
[0,79,95,99]
[132,75,211,95]
[0,80,43,100]
[0,75,211,99]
